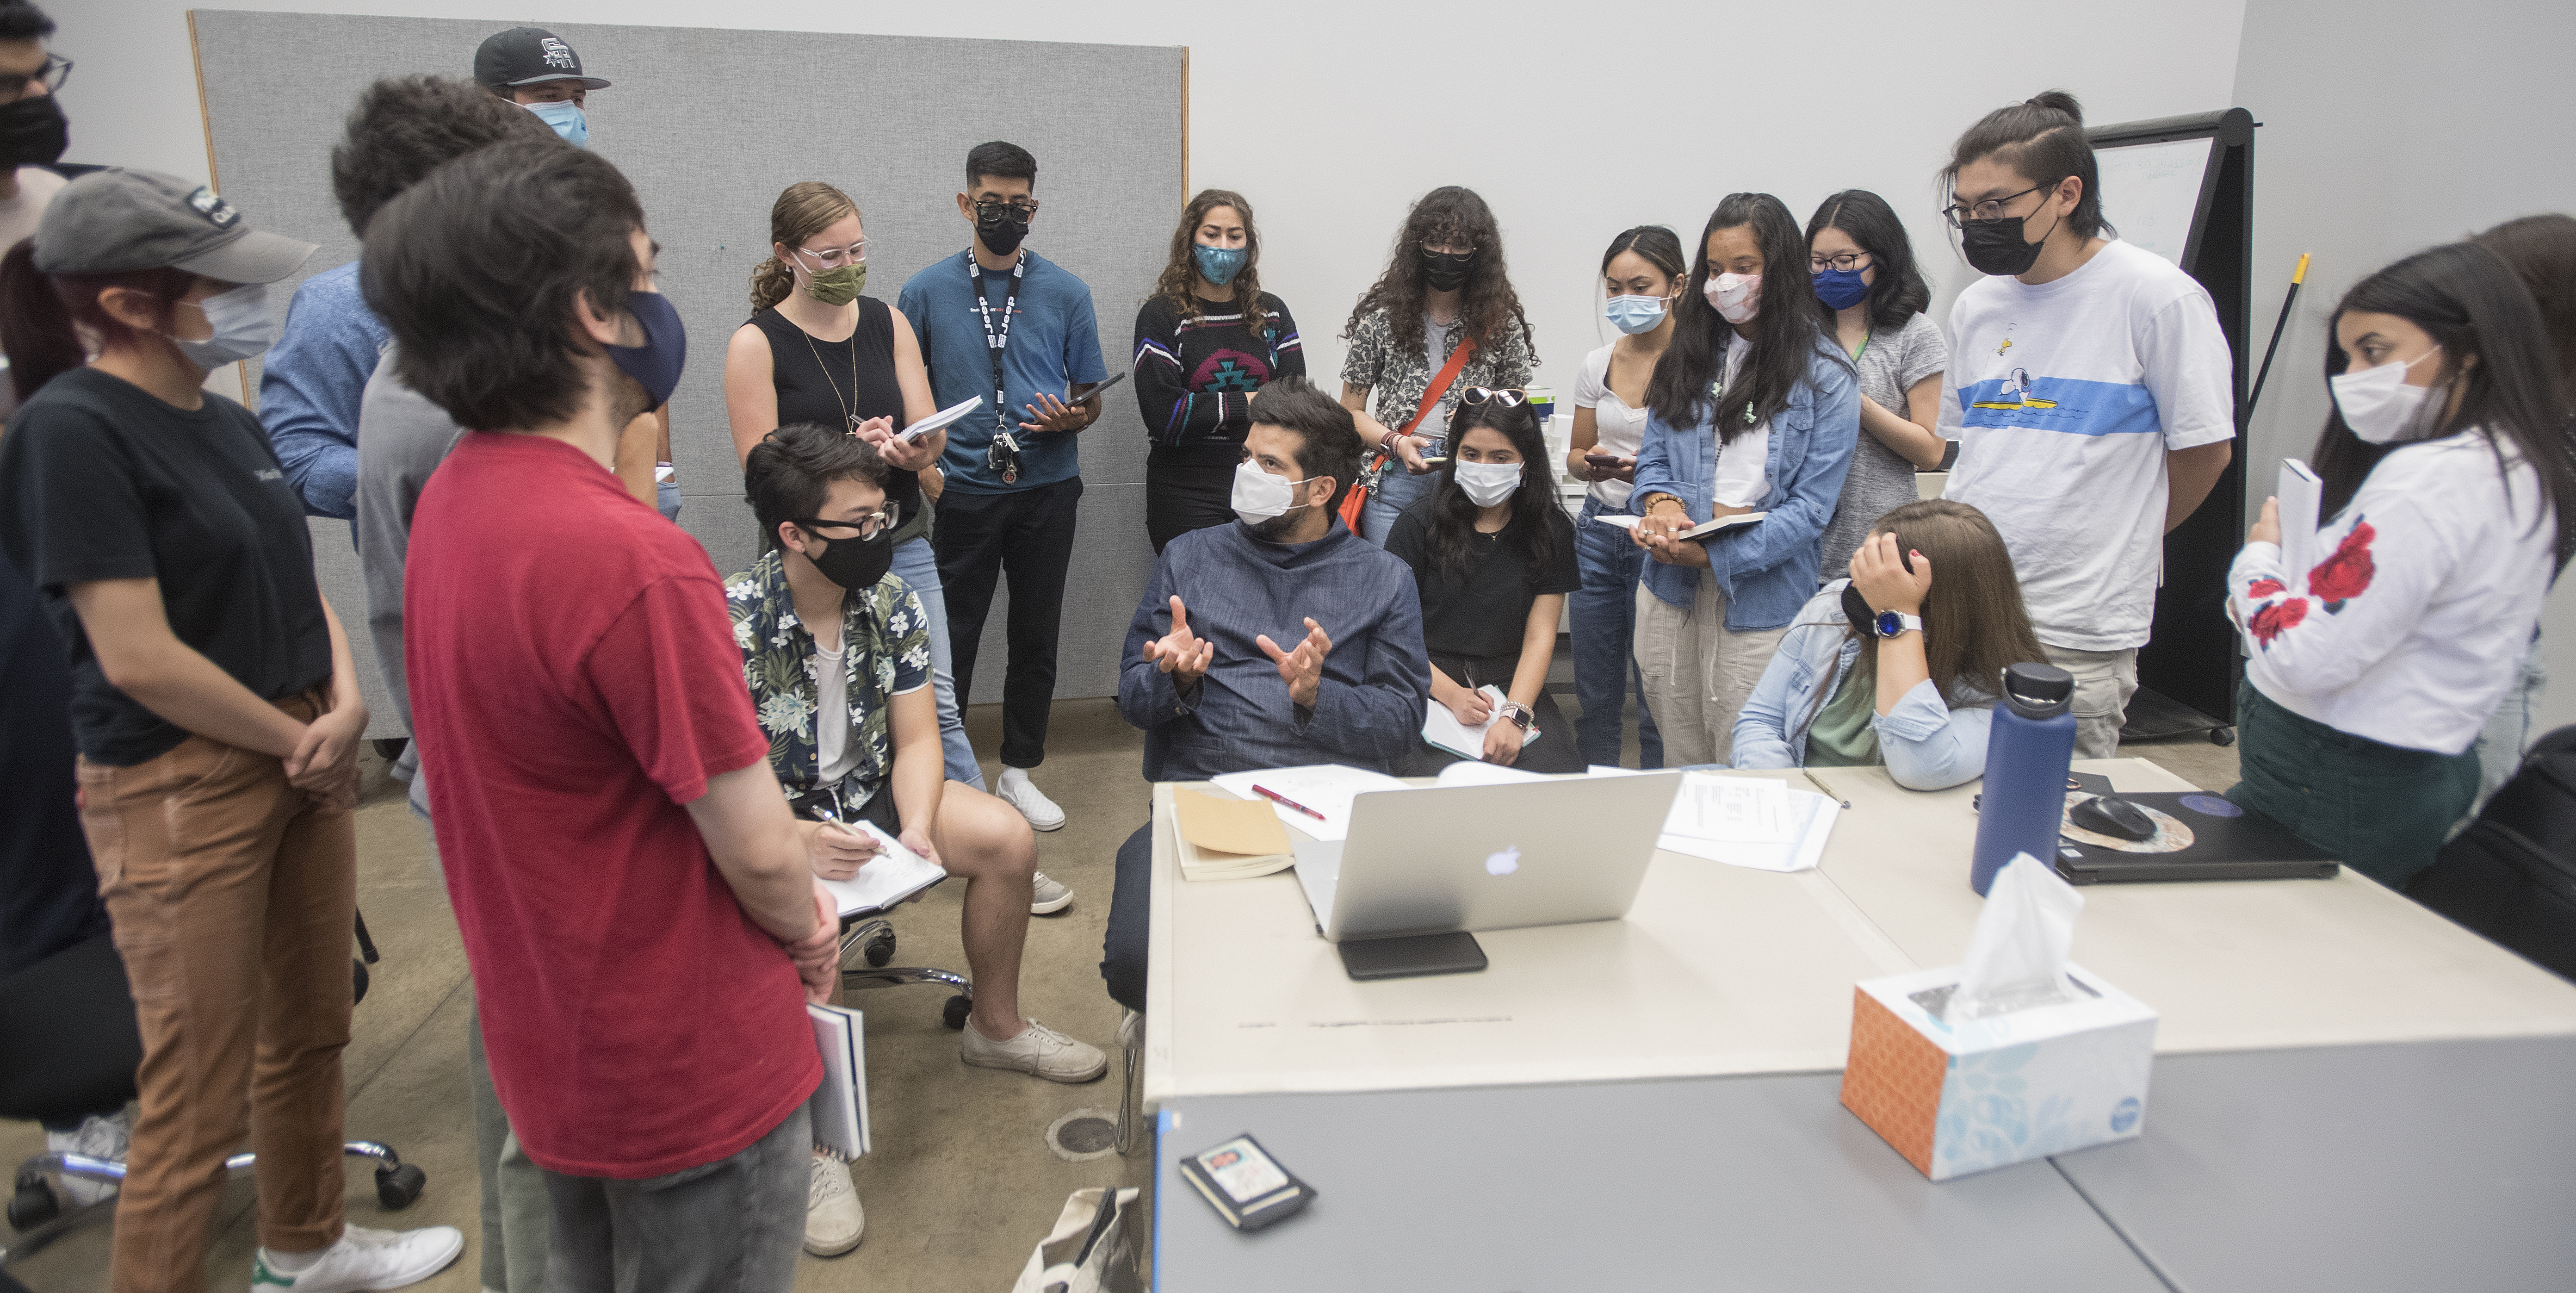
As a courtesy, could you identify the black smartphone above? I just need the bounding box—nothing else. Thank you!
[1065,371,1128,404]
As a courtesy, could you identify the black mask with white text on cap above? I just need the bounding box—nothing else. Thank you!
[0,93,67,168]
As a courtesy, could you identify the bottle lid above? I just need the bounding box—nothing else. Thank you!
[2000,662,2075,719]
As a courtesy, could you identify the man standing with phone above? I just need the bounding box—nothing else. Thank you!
[898,141,1109,831]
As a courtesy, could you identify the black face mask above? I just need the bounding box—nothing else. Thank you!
[1959,205,2061,278]
[1418,248,1474,292]
[803,527,896,591]
[976,206,1031,256]
[1841,583,1879,638]
[0,93,67,169]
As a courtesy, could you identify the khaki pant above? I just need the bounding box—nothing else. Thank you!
[1634,571,1793,768]
[76,695,356,1293]
[2043,643,2139,761]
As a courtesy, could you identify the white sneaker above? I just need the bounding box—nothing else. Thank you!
[804,1153,864,1257]
[46,1108,130,1207]
[251,1225,464,1293]
[960,1017,1108,1083]
[996,768,1066,831]
[1029,870,1074,915]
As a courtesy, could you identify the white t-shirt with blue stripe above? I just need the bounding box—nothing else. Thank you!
[1938,239,2235,651]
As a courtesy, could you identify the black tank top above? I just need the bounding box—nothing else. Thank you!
[747,298,923,541]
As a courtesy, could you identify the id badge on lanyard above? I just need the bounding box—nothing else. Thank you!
[970,251,1027,484]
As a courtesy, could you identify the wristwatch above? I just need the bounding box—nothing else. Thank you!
[1872,610,1924,639]
[1499,701,1536,732]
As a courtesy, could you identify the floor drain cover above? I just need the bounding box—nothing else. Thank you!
[1046,1108,1122,1161]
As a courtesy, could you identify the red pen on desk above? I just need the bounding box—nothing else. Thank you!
[1250,784,1327,821]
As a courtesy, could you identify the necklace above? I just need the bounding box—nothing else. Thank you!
[798,314,862,433]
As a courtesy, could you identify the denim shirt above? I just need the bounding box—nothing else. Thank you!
[1629,338,1860,630]
[1729,582,1994,790]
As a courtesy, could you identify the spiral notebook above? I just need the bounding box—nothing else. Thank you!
[805,1003,870,1160]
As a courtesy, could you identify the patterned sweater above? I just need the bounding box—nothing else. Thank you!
[1131,291,1305,465]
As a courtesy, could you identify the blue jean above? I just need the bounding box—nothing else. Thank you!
[1572,496,1663,769]
[1359,439,1444,545]
[541,1104,806,1293]
[894,535,986,790]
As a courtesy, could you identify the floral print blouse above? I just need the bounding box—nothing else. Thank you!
[1339,306,1534,441]
[724,548,931,803]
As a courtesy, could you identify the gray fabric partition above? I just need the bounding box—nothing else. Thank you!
[191,10,1182,735]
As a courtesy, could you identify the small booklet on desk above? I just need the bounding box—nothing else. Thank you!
[1179,1133,1315,1231]
[1171,788,1297,881]
[817,821,948,918]
[805,1003,870,1160]
[1591,510,1765,540]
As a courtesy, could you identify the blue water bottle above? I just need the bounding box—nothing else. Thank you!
[1970,662,2078,897]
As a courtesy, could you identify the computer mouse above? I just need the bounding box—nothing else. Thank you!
[2070,795,2157,842]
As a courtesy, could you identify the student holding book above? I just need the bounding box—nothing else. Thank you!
[1629,192,1861,766]
[1384,391,1581,772]
[1805,189,1950,578]
[2225,242,2576,888]
[1732,501,2046,789]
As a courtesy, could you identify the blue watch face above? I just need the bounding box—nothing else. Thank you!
[1874,610,1905,638]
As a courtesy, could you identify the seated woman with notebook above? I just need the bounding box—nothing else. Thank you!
[729,425,1108,1256]
[1383,391,1583,773]
[1732,500,2046,790]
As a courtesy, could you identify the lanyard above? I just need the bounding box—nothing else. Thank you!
[966,250,1024,432]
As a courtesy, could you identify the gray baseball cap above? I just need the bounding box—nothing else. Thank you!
[32,168,316,283]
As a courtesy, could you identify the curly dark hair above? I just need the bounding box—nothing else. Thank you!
[331,75,558,239]
[1805,189,1932,333]
[1342,186,1534,365]
[1151,188,1270,338]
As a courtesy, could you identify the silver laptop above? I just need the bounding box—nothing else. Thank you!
[1292,773,1684,942]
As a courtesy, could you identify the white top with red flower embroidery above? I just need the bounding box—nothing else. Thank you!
[2227,429,2555,754]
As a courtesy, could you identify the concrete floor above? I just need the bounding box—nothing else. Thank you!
[3,690,2241,1293]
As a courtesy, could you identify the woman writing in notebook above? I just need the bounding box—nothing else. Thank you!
[1732,500,2047,789]
[2225,242,2576,888]
[1383,391,1583,773]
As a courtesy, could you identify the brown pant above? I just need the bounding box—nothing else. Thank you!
[76,695,356,1293]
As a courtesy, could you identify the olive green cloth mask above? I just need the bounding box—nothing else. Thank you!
[805,263,866,306]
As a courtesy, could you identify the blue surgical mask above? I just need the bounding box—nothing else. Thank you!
[526,99,588,149]
[1813,266,1871,311]
[1195,244,1247,286]
[607,291,687,413]
[1604,293,1668,336]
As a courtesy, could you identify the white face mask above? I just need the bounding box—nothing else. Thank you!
[2330,344,2445,445]
[1454,459,1523,507]
[169,282,274,369]
[1231,459,1313,525]
[1705,272,1761,324]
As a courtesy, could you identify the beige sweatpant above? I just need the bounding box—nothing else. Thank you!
[1633,570,1794,768]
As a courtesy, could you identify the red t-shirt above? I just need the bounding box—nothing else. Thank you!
[405,432,817,1179]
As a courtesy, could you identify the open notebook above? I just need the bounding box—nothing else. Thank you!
[1422,684,1542,761]
[1591,511,1765,541]
[817,821,948,918]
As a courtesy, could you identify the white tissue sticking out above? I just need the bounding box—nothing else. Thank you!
[1950,853,2086,1020]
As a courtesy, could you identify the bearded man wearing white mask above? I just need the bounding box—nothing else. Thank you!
[1099,376,1429,1013]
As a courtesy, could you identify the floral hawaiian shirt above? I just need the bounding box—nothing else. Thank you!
[1338,306,1534,441]
[724,548,932,805]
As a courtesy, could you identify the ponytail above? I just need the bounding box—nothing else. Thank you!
[0,243,195,405]
[1942,88,2106,241]
[749,256,794,313]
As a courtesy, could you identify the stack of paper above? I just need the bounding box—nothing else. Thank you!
[1421,684,1542,761]
[817,821,948,918]
[1207,765,1409,842]
[1656,773,1838,873]
[1171,788,1296,881]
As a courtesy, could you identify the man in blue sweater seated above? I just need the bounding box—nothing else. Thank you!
[1100,378,1429,1011]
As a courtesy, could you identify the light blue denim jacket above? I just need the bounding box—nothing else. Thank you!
[1629,336,1860,630]
[1729,582,1994,790]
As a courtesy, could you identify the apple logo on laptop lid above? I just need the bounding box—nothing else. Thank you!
[1484,846,1521,877]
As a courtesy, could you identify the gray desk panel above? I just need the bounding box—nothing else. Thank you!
[1156,1071,2167,1292]
[2054,1035,2576,1293]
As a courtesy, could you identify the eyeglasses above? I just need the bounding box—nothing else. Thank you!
[1458,387,1528,408]
[792,240,868,270]
[1942,182,2051,228]
[1808,252,1874,274]
[0,54,70,101]
[973,199,1040,220]
[794,503,902,542]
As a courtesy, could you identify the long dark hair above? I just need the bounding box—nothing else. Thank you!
[1423,395,1566,584]
[2311,241,2576,566]
[1805,190,1932,332]
[1644,193,1832,440]
[2471,214,2576,413]
[1152,188,1272,337]
[1342,186,1534,363]
[1940,90,2105,241]
[1807,500,2049,728]
[0,242,196,404]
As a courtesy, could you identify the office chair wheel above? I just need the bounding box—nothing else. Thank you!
[2210,726,2236,746]
[374,1162,426,1210]
[863,928,896,968]
[9,1173,59,1229]
[372,737,409,761]
[941,995,971,1031]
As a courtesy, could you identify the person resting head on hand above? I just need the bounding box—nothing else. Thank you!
[1730,499,2046,789]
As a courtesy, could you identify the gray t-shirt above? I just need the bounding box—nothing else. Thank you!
[1819,311,1946,580]
[353,341,468,818]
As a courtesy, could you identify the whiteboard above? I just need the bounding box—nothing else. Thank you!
[2095,136,2215,268]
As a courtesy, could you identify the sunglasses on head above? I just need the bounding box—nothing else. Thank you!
[1457,387,1529,408]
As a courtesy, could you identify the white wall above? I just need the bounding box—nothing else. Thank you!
[59,0,2247,407]
[2230,0,2576,731]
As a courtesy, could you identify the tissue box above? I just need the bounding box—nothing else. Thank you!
[1839,962,2157,1181]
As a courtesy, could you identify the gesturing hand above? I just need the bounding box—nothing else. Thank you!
[1256,618,1332,709]
[1141,595,1214,687]
[1848,530,1932,615]
[804,819,879,882]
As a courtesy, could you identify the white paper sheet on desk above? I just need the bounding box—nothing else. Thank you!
[817,821,948,916]
[1654,773,1838,872]
[1206,765,1410,842]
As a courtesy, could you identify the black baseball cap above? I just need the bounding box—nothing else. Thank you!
[33,168,316,283]
[473,27,610,91]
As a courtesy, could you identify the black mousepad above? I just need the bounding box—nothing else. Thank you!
[2052,792,2339,884]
